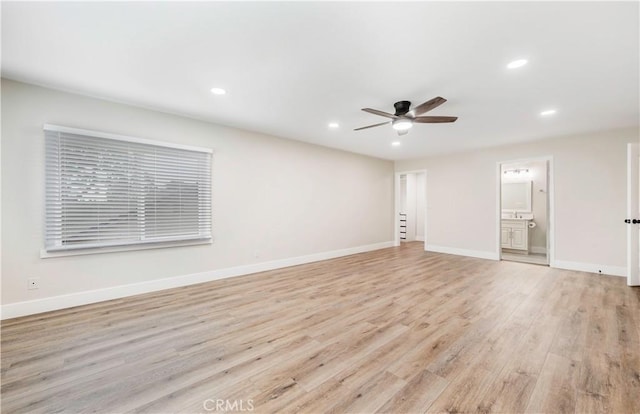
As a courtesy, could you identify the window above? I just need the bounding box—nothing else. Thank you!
[44,125,212,252]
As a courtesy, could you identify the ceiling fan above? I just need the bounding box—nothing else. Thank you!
[354,97,458,136]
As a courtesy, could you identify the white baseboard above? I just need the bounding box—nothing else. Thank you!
[551,260,626,277]
[415,235,425,242]
[1,241,394,320]
[425,244,499,261]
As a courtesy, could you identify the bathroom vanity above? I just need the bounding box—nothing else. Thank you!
[501,219,529,251]
[501,180,533,253]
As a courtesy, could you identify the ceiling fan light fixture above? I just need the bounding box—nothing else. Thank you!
[392,119,413,131]
[355,96,456,133]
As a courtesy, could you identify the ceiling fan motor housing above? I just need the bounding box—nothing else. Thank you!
[394,101,411,116]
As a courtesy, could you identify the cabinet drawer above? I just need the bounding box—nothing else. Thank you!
[502,220,526,229]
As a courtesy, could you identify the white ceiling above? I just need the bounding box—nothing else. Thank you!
[2,2,638,160]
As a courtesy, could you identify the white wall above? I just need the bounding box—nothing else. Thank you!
[396,127,638,275]
[405,174,417,241]
[415,172,426,242]
[400,176,407,212]
[0,79,394,313]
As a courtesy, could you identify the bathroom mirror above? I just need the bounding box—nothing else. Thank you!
[502,181,532,212]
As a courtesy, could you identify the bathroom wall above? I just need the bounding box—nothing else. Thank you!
[529,161,548,252]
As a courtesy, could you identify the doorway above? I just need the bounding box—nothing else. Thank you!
[395,170,427,248]
[498,158,552,265]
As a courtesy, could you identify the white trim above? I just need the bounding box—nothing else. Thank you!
[496,162,502,259]
[548,157,555,265]
[426,244,499,261]
[552,260,626,278]
[43,124,213,154]
[496,156,555,265]
[1,241,394,320]
[394,173,401,247]
[627,143,639,286]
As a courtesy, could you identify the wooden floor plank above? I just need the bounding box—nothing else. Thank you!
[525,352,579,414]
[377,369,448,413]
[1,242,639,413]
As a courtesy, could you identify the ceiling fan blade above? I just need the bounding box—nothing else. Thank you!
[411,97,447,116]
[397,130,409,136]
[413,116,458,123]
[354,121,391,131]
[361,108,399,119]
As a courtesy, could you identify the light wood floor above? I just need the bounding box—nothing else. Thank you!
[502,251,549,266]
[2,242,639,413]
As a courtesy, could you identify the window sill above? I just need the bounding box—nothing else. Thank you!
[40,238,213,259]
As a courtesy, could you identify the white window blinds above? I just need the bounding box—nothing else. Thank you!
[45,125,212,252]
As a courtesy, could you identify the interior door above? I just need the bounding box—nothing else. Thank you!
[627,143,639,286]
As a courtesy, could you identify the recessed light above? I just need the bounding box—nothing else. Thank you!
[328,122,339,129]
[210,87,226,95]
[391,141,401,147]
[540,109,557,116]
[507,59,528,69]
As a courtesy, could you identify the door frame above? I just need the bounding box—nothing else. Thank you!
[394,169,428,249]
[627,143,639,286]
[496,156,555,264]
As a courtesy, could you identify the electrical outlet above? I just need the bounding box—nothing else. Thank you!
[28,277,40,290]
